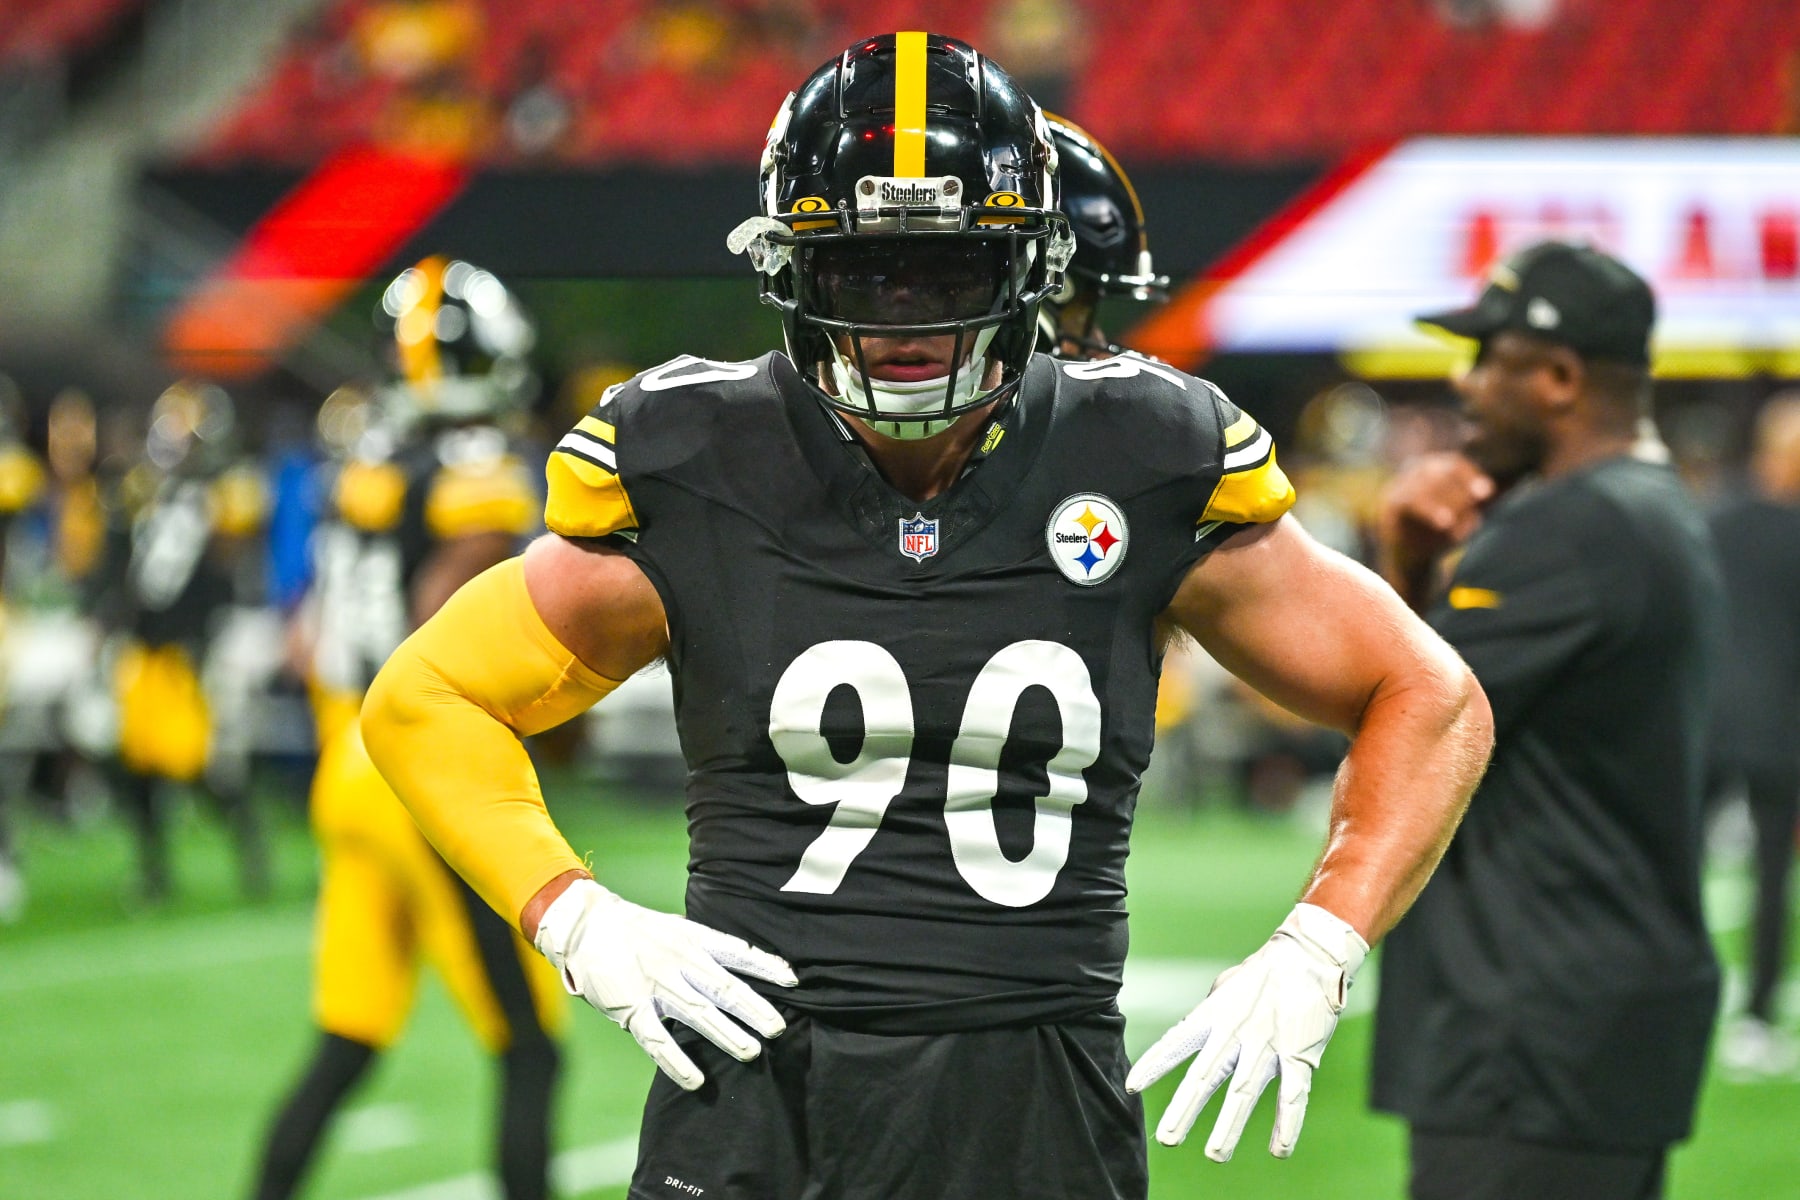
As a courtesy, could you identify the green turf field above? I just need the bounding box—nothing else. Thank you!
[1,776,1796,1199]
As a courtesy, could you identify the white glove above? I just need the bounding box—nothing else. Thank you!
[1125,902,1368,1161]
[533,878,798,1090]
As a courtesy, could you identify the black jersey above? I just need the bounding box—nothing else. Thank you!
[312,424,536,695]
[119,462,266,651]
[544,351,1294,1033]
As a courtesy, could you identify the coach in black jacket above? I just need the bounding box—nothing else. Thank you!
[1370,241,1723,1200]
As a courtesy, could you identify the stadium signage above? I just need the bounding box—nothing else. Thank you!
[1157,139,1800,376]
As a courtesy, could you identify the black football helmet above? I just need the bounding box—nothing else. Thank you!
[1039,116,1169,359]
[730,32,1074,438]
[375,255,537,427]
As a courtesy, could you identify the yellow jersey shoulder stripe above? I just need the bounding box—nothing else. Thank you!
[544,451,637,538]
[1222,424,1274,473]
[556,418,616,472]
[1202,450,1295,526]
[1203,409,1294,526]
[1448,586,1503,610]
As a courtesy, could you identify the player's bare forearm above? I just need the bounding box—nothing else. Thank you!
[1298,657,1490,941]
[1165,516,1493,943]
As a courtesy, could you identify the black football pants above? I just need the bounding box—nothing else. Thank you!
[1411,1129,1667,1200]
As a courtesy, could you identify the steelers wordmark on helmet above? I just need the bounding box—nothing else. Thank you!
[1045,493,1129,585]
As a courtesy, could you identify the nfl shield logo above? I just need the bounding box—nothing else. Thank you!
[899,512,939,562]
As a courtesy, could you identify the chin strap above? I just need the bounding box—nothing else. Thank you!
[826,323,1001,441]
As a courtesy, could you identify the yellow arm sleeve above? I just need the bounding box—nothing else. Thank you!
[361,556,621,929]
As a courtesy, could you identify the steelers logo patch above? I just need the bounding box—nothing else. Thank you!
[1045,493,1129,586]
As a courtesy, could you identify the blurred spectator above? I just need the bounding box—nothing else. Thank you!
[1431,0,1559,30]
[1707,391,1800,1079]
[352,0,483,83]
[46,387,104,587]
[984,0,1085,115]
[635,3,735,75]
[503,37,573,161]
[1289,382,1392,563]
[377,65,491,159]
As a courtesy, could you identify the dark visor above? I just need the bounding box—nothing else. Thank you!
[809,238,1008,325]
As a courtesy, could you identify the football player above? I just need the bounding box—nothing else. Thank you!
[1038,115,1169,360]
[0,377,47,921]
[97,380,270,902]
[362,34,1493,1200]
[249,258,562,1200]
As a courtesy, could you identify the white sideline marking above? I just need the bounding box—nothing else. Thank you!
[352,1134,639,1200]
[0,1099,58,1147]
[340,1103,422,1153]
[0,909,310,995]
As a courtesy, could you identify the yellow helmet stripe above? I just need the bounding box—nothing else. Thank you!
[893,31,928,177]
[397,255,446,388]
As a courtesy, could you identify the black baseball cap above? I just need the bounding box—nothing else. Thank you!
[1417,241,1656,366]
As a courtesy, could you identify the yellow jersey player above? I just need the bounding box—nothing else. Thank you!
[363,35,1493,1200]
[249,258,563,1200]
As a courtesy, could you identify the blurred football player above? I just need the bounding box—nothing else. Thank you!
[0,375,47,922]
[249,257,563,1200]
[1037,115,1168,360]
[361,34,1492,1200]
[95,379,270,902]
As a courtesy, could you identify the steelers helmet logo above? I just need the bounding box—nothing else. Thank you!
[979,191,1029,226]
[1045,493,1129,586]
[790,195,834,231]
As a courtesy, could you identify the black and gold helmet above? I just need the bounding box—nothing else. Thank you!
[1039,116,1169,359]
[375,255,537,427]
[730,32,1073,438]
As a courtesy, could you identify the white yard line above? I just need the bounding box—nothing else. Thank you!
[0,909,310,995]
[352,1135,640,1200]
[339,1103,423,1154]
[0,1100,57,1147]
